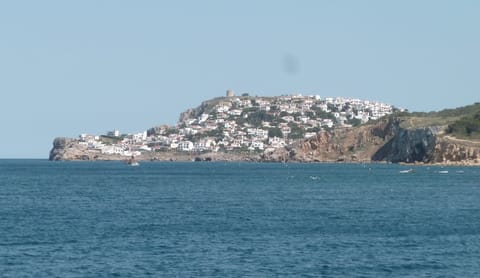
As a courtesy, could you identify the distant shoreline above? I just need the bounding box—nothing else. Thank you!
[45,156,480,167]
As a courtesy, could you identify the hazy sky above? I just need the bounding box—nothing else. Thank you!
[1,1,479,158]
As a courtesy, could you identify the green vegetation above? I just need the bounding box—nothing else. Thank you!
[387,103,480,140]
[245,110,274,126]
[327,103,339,113]
[205,127,225,140]
[163,128,179,136]
[288,122,305,139]
[268,127,283,138]
[446,111,480,139]
[306,127,321,133]
[346,117,362,127]
[100,135,123,145]
[311,107,336,120]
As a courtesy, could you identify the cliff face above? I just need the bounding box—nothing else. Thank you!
[432,137,480,164]
[371,126,437,163]
[178,99,218,123]
[267,117,396,162]
[49,137,106,161]
[269,117,480,165]
[50,138,88,161]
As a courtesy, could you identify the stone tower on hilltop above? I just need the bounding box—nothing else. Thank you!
[226,89,235,97]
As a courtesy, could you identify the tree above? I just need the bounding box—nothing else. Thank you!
[447,112,480,138]
[327,103,339,112]
[306,127,321,133]
[247,110,273,126]
[268,127,283,138]
[288,122,305,139]
[346,118,362,127]
[306,111,315,118]
[312,107,336,120]
[270,105,280,112]
[206,125,225,140]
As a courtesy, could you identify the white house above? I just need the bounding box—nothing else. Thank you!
[304,132,317,139]
[268,136,285,148]
[177,141,194,151]
[249,141,264,150]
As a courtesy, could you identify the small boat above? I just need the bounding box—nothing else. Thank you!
[399,169,415,173]
[127,155,139,166]
[438,170,448,174]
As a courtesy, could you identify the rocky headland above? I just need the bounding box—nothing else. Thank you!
[49,95,480,165]
[50,117,480,165]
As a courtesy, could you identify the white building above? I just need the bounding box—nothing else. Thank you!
[268,136,286,148]
[107,130,120,137]
[177,141,194,151]
[249,141,264,150]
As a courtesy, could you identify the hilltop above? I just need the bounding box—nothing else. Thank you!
[394,102,480,139]
[49,92,480,165]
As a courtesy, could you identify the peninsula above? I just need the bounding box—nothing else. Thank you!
[50,91,480,165]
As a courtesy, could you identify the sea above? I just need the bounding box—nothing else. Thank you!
[1,160,480,277]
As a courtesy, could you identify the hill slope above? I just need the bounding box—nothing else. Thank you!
[267,106,480,165]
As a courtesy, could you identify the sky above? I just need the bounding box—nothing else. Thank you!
[1,1,479,158]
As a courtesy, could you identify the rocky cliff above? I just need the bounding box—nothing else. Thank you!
[432,136,480,164]
[178,98,223,123]
[265,117,395,162]
[266,117,480,165]
[371,125,437,163]
[49,137,100,161]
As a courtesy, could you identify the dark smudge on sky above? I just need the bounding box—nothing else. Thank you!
[283,53,300,75]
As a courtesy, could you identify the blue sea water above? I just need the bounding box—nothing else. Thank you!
[1,160,480,277]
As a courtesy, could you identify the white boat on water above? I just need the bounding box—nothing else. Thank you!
[399,169,415,173]
[438,170,448,174]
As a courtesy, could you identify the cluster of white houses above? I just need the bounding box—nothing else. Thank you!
[77,93,397,156]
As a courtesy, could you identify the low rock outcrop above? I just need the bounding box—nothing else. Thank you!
[49,137,93,161]
[432,137,480,164]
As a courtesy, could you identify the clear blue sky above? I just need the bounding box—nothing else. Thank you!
[1,1,479,158]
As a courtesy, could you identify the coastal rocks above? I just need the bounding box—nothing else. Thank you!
[369,123,480,165]
[261,146,294,162]
[49,137,99,161]
[432,137,480,164]
[49,138,73,160]
[269,116,479,165]
[274,118,396,162]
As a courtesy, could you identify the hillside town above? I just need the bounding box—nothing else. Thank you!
[76,91,397,157]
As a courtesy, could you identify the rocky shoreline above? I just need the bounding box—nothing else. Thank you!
[50,117,480,166]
